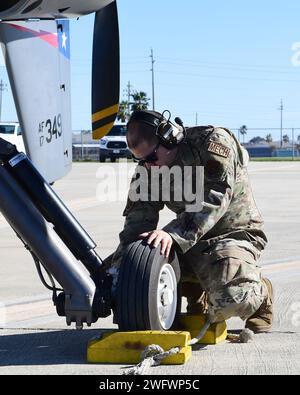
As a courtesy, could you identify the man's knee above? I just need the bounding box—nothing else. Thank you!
[208,279,266,322]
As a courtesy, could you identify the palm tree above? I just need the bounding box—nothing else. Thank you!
[283,134,290,144]
[130,91,150,112]
[117,90,150,122]
[250,136,266,144]
[117,101,128,123]
[239,125,248,144]
[266,134,273,143]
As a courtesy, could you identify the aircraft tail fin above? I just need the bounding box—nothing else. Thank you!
[0,19,72,183]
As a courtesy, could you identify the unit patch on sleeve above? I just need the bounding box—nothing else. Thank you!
[207,142,231,158]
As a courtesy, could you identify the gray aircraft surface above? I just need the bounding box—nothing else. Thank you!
[0,0,119,182]
[0,1,181,333]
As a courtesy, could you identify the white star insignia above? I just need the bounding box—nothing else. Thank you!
[61,32,68,50]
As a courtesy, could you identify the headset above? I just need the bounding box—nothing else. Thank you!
[127,110,187,150]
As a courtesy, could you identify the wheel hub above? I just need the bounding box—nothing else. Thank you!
[157,264,178,330]
[161,288,174,307]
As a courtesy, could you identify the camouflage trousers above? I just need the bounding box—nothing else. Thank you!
[105,238,267,324]
[180,239,267,323]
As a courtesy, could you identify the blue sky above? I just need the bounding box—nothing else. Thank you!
[1,0,300,139]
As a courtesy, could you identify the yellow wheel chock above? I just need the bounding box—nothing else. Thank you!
[87,315,227,365]
[178,314,228,345]
[87,331,192,365]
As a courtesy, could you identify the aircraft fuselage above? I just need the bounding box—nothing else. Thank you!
[0,0,114,20]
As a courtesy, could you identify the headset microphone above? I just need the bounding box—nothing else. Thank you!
[174,117,187,141]
[174,117,183,127]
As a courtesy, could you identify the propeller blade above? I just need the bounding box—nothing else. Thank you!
[92,1,120,140]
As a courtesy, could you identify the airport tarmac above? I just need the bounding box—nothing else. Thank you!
[0,162,299,375]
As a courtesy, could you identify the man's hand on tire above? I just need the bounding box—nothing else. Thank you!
[139,230,173,258]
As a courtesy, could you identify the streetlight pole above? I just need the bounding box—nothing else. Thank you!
[279,99,283,148]
[292,128,295,161]
[126,81,132,120]
[81,130,84,160]
[150,48,155,111]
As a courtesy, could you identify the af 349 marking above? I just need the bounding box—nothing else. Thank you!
[39,114,63,147]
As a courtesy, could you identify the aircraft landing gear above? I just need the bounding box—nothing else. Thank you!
[116,241,181,331]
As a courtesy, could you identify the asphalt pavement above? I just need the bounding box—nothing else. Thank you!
[0,162,299,375]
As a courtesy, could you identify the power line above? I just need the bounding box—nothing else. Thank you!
[156,70,300,84]
[157,56,298,72]
[156,60,300,76]
[119,67,300,83]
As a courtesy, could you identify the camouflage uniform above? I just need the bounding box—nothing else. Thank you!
[108,126,268,323]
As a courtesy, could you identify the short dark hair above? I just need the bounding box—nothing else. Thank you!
[127,110,163,128]
[127,115,160,150]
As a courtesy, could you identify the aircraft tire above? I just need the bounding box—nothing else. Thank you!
[116,240,181,331]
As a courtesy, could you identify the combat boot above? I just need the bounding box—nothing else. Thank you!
[182,282,209,315]
[246,278,274,333]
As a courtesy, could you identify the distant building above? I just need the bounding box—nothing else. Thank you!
[72,131,94,144]
[243,141,299,158]
[244,145,273,158]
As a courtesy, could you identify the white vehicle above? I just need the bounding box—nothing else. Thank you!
[0,122,26,153]
[99,124,131,162]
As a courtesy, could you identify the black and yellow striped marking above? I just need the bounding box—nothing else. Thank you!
[92,103,119,140]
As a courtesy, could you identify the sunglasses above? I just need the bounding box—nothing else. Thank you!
[132,142,161,164]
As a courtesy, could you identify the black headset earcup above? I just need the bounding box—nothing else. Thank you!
[156,122,178,149]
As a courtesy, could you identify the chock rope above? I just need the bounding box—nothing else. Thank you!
[123,320,255,376]
[124,345,181,376]
[123,319,211,376]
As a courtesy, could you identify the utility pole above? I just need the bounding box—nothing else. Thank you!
[0,80,7,122]
[150,48,155,111]
[279,99,284,148]
[292,128,295,161]
[80,130,89,160]
[81,130,84,160]
[195,113,198,126]
[126,81,132,120]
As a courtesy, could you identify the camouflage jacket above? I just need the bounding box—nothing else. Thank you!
[112,126,268,266]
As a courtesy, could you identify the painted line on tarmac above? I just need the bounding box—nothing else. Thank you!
[0,298,56,329]
[0,257,299,329]
[3,195,117,222]
[262,256,300,267]
[2,314,59,330]
[0,197,102,229]
[263,260,300,276]
[249,168,298,175]
[3,293,50,307]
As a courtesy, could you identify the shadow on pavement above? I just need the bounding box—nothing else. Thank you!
[0,329,109,367]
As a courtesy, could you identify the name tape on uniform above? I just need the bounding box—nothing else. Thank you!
[208,142,231,158]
